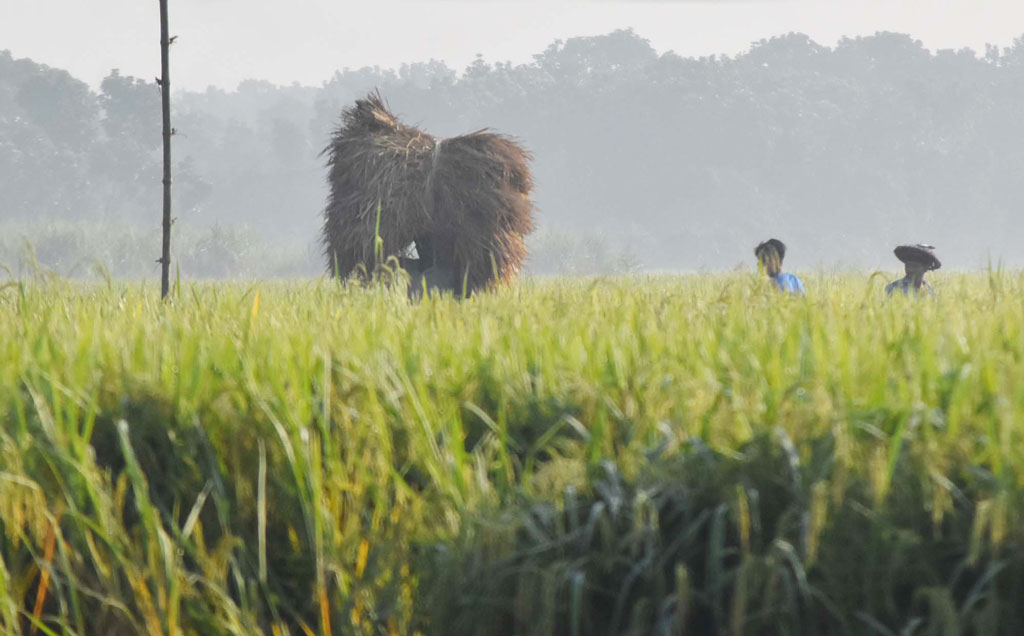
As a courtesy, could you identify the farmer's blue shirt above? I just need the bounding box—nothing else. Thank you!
[885,278,934,297]
[771,272,805,295]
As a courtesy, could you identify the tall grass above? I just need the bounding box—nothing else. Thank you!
[1,272,1023,634]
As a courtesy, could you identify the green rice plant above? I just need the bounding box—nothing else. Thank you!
[0,272,1022,634]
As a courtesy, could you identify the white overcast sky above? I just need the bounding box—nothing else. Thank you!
[2,0,1023,91]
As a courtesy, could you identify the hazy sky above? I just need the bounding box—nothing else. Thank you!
[2,0,1023,91]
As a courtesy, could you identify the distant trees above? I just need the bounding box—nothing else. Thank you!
[0,53,204,225]
[0,52,99,220]
[95,70,161,218]
[3,28,1024,271]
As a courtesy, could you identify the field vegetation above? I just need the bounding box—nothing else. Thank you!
[1,272,1023,635]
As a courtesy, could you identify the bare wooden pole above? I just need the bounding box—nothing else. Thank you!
[159,0,172,299]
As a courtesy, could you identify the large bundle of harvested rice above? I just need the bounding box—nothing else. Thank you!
[322,92,534,295]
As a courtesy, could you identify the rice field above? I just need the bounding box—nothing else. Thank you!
[1,271,1023,635]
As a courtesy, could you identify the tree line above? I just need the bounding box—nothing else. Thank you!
[2,28,1023,273]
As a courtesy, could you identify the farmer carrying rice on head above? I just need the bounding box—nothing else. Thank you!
[755,238,805,295]
[322,92,534,298]
[885,244,940,297]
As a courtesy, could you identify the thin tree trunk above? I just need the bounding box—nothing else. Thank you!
[159,0,172,299]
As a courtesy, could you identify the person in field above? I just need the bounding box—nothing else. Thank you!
[885,244,940,297]
[755,238,805,295]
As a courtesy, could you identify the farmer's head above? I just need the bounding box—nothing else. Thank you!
[894,244,941,284]
[755,239,786,277]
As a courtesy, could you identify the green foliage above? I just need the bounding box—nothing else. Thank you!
[423,437,1023,635]
[1,273,1024,634]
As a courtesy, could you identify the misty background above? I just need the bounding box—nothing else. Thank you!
[2,27,1023,278]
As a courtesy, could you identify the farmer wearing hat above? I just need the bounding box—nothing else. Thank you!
[755,238,805,295]
[885,244,940,297]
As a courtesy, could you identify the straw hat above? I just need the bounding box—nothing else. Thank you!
[894,244,941,270]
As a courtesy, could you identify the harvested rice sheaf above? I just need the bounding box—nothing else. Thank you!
[322,91,535,295]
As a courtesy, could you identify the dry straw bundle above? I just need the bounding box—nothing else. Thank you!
[322,92,534,294]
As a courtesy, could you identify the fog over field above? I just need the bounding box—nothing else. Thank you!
[1,0,1023,277]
